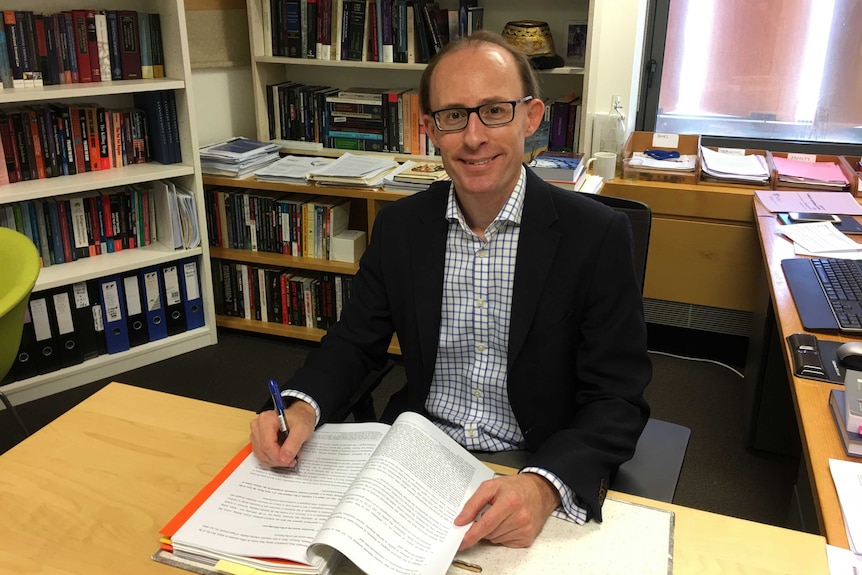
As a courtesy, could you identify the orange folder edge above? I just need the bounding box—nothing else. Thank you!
[160,443,254,537]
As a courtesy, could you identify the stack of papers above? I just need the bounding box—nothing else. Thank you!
[628,152,696,171]
[306,152,399,187]
[253,155,333,184]
[829,459,862,554]
[152,180,200,249]
[700,147,770,185]
[199,137,280,177]
[773,156,850,190]
[777,221,862,257]
[383,160,449,193]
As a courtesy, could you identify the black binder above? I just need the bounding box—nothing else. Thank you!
[11,306,39,380]
[28,292,62,374]
[161,262,187,336]
[121,271,149,347]
[87,278,108,356]
[50,286,84,368]
[70,280,102,360]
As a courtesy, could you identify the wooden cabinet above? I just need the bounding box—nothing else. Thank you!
[602,180,760,314]
[1,0,217,405]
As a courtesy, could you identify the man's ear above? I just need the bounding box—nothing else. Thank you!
[523,98,546,137]
[422,114,440,148]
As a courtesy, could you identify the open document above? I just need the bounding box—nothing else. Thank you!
[156,413,494,575]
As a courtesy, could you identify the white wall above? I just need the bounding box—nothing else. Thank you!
[586,0,649,154]
[190,67,257,146]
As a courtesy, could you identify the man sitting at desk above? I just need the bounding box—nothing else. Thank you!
[250,30,651,549]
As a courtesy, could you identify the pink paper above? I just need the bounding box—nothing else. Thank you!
[773,157,849,184]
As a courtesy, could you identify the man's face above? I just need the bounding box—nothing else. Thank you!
[423,45,544,203]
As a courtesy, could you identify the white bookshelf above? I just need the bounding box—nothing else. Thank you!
[0,0,218,406]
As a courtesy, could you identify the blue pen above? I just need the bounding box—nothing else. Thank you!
[268,379,289,444]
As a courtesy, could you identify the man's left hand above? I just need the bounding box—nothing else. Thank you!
[455,473,561,550]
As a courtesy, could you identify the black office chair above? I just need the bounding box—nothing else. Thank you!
[337,192,691,503]
[577,191,691,503]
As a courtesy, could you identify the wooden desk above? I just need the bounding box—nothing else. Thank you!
[0,383,828,575]
[753,201,859,547]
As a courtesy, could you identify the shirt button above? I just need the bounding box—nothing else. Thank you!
[477,250,488,258]
[476,298,486,308]
[473,389,483,397]
[476,343,486,352]
[466,429,478,438]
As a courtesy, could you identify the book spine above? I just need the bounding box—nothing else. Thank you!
[118,11,141,80]
[86,10,101,82]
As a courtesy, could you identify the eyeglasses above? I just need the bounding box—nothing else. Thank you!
[430,96,534,132]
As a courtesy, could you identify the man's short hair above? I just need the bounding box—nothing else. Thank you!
[419,30,542,115]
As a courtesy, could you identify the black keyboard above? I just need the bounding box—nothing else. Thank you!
[811,258,862,331]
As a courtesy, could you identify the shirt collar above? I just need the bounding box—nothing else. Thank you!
[445,166,527,231]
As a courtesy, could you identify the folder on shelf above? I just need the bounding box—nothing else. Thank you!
[71,280,102,361]
[151,179,182,250]
[99,275,131,354]
[50,286,84,368]
[88,278,108,357]
[11,307,39,381]
[180,257,206,330]
[140,266,168,342]
[28,293,62,374]
[160,262,187,336]
[122,271,149,348]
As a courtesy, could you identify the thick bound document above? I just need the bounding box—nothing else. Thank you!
[155,412,494,575]
[829,389,862,457]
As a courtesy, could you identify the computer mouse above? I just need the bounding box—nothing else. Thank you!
[836,341,862,370]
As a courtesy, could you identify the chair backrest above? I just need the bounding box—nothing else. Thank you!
[0,227,41,382]
[575,192,651,293]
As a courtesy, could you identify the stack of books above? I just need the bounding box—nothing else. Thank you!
[198,137,280,177]
[382,160,449,193]
[830,389,862,457]
[528,151,585,184]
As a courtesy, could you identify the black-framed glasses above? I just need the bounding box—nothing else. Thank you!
[430,96,534,132]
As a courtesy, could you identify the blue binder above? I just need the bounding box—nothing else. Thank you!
[140,266,168,341]
[98,275,130,354]
[180,257,205,330]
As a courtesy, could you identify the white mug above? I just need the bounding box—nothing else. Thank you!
[586,152,617,181]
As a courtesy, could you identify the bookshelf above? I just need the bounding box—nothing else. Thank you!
[0,0,217,406]
[246,0,596,156]
[202,174,402,354]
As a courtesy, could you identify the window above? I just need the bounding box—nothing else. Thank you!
[638,0,862,154]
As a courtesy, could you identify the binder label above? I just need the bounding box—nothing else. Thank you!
[103,281,122,322]
[31,299,53,342]
[144,271,162,311]
[123,276,143,316]
[73,282,91,308]
[52,293,76,335]
[93,305,105,331]
[183,261,200,301]
[164,266,181,306]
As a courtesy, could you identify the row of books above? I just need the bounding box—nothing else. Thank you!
[1,259,205,384]
[0,179,196,267]
[205,187,351,260]
[213,259,353,330]
[546,92,582,153]
[0,104,143,184]
[266,0,482,64]
[0,9,165,88]
[268,82,435,155]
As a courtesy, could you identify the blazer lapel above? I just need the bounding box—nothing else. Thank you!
[411,188,449,386]
[508,177,560,369]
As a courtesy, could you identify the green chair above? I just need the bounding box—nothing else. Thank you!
[0,227,41,437]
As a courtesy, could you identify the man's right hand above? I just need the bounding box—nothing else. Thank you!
[249,400,316,468]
